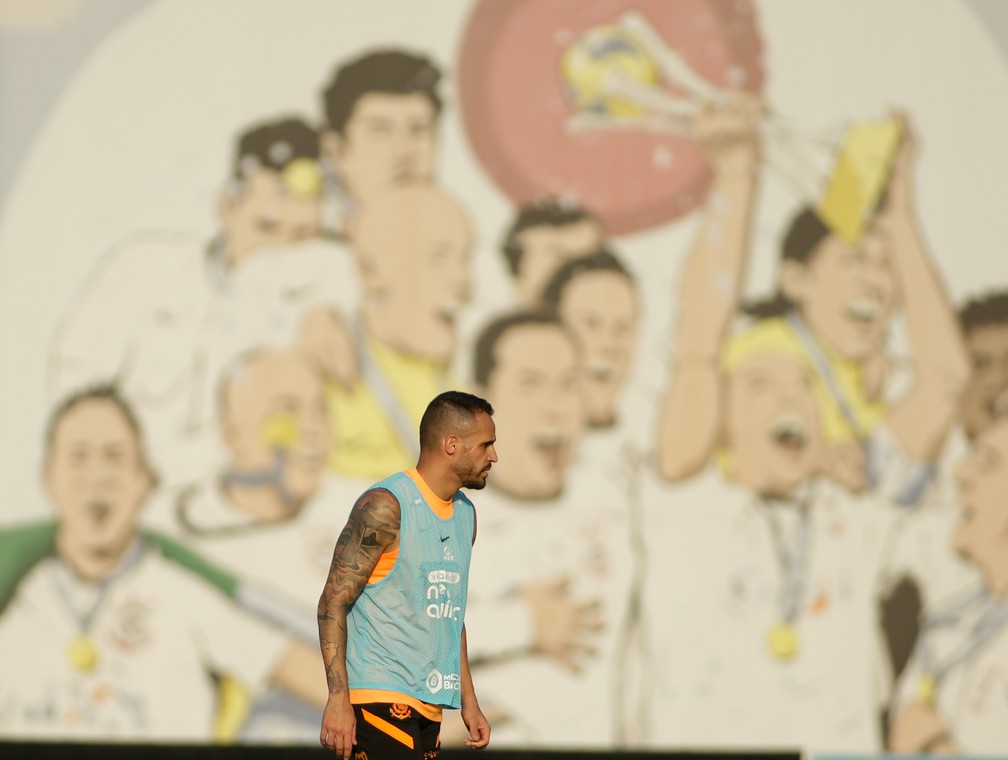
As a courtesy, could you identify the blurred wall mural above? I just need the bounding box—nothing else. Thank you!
[2,0,1008,755]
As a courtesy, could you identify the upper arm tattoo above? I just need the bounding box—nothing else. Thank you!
[317,488,401,621]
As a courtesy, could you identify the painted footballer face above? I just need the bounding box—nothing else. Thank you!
[355,185,473,360]
[725,350,824,497]
[515,218,605,307]
[481,323,584,500]
[45,398,153,577]
[954,420,1008,577]
[323,92,439,207]
[554,268,638,428]
[220,350,331,504]
[219,167,322,268]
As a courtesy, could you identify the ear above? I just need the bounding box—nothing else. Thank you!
[778,259,811,307]
[444,433,460,456]
[320,129,343,164]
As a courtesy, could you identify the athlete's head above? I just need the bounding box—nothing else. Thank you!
[218,116,323,268]
[746,207,896,363]
[541,248,638,429]
[218,349,331,511]
[419,391,496,490]
[953,418,1008,589]
[320,49,442,207]
[958,291,1008,441]
[353,184,473,361]
[501,199,605,308]
[472,311,584,501]
[43,386,156,579]
[720,319,826,497]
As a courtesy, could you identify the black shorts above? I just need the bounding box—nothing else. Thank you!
[352,702,441,760]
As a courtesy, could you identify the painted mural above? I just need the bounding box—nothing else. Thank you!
[1,0,1008,755]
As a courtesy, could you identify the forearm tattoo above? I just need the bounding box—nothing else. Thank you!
[317,489,401,693]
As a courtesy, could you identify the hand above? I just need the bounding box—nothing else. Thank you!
[522,577,604,672]
[691,91,764,176]
[297,306,359,390]
[319,693,356,759]
[818,441,869,494]
[888,700,952,754]
[461,702,491,749]
[877,110,919,225]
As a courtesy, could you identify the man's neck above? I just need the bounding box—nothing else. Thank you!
[415,461,458,502]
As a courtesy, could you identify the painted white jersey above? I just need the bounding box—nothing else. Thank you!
[640,467,902,754]
[142,473,366,742]
[465,468,638,749]
[145,474,363,620]
[894,588,1008,755]
[0,544,289,742]
[49,232,224,486]
[205,236,358,371]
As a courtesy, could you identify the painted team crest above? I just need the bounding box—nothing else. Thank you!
[108,597,154,653]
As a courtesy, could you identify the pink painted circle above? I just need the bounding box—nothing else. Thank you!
[457,0,765,236]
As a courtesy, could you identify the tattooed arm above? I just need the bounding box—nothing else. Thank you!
[317,488,401,758]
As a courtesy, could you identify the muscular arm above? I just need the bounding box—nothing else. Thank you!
[882,115,969,462]
[317,488,401,758]
[655,94,762,482]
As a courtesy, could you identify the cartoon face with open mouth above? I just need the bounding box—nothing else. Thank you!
[724,350,824,498]
[482,321,585,501]
[45,398,154,564]
[783,227,896,363]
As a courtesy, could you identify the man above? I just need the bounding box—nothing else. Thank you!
[462,311,639,749]
[327,184,474,480]
[641,318,914,753]
[500,199,606,309]
[146,348,362,741]
[50,116,326,487]
[888,418,1008,755]
[0,386,325,741]
[317,390,495,758]
[919,288,1008,506]
[958,290,1008,443]
[655,101,964,504]
[319,48,443,232]
[540,248,640,430]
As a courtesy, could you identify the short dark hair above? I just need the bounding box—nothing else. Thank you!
[419,391,494,451]
[743,206,833,319]
[501,199,601,276]
[321,49,443,135]
[540,247,633,308]
[232,116,320,180]
[472,310,569,388]
[44,385,150,470]
[959,290,1008,335]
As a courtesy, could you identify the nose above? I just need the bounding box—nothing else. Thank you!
[449,264,472,304]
